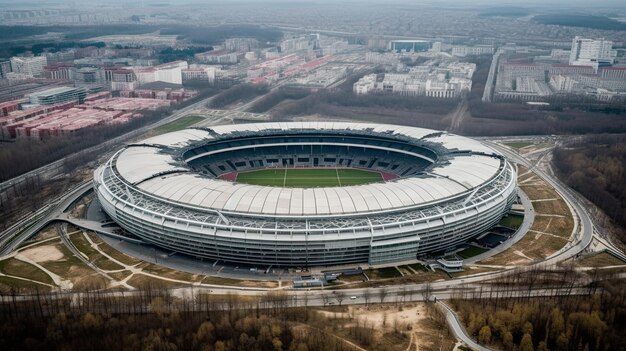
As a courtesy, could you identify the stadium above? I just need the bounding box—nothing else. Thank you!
[93,122,517,267]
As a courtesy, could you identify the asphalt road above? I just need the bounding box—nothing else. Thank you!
[0,134,612,351]
[485,142,595,266]
[0,181,93,256]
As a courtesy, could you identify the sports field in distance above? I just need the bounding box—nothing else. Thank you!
[235,168,383,187]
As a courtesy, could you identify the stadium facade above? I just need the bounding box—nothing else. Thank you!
[94,122,517,267]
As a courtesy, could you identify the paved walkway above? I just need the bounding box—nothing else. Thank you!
[464,188,534,264]
[13,253,73,290]
[437,301,496,351]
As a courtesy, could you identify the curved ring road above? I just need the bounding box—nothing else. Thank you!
[0,139,605,351]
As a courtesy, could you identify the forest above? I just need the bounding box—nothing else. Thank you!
[552,135,626,242]
[450,268,626,351]
[209,84,270,109]
[157,46,213,63]
[270,71,457,118]
[0,24,282,48]
[0,286,450,351]
[0,41,106,59]
[248,88,311,114]
[161,25,283,46]
[532,15,626,31]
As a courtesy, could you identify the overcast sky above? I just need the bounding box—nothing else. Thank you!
[0,0,623,5]
[0,0,624,11]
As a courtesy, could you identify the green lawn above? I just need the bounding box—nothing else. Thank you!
[498,214,524,229]
[457,246,489,259]
[0,258,54,285]
[235,168,383,187]
[503,141,533,149]
[364,267,403,280]
[154,115,205,134]
[0,276,52,293]
[407,263,429,272]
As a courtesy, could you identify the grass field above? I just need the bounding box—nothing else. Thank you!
[503,141,533,149]
[154,115,205,134]
[457,246,489,259]
[236,168,383,187]
[498,214,523,229]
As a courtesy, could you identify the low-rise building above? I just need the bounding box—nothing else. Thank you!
[223,38,259,52]
[195,50,239,64]
[10,56,47,77]
[0,60,13,79]
[132,60,188,86]
[451,45,494,57]
[389,40,432,53]
[182,66,217,84]
[354,61,475,98]
[44,63,73,80]
[27,86,87,106]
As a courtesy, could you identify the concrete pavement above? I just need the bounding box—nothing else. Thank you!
[0,135,619,351]
[464,187,535,264]
[485,141,596,266]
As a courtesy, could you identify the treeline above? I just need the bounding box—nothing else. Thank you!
[328,91,457,114]
[450,269,626,351]
[248,88,311,113]
[461,107,626,136]
[209,84,270,109]
[462,55,626,136]
[463,51,626,136]
[161,25,283,46]
[553,135,626,238]
[158,46,213,63]
[273,90,457,118]
[0,287,359,351]
[398,56,431,67]
[532,15,626,31]
[0,25,67,41]
[270,69,457,119]
[0,24,282,47]
[0,41,106,58]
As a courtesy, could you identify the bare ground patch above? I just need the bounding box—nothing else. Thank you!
[20,244,64,263]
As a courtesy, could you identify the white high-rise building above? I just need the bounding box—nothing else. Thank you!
[132,60,188,85]
[10,56,47,77]
[569,37,614,71]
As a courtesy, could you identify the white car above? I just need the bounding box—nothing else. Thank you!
[350,296,358,300]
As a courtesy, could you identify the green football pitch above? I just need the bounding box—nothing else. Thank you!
[235,168,383,187]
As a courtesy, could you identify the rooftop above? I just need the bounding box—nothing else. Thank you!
[109,123,505,218]
[28,86,81,97]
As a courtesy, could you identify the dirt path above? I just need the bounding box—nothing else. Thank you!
[14,253,73,290]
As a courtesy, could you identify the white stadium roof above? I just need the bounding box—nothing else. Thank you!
[113,122,503,217]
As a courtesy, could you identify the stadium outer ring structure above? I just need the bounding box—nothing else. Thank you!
[94,122,517,267]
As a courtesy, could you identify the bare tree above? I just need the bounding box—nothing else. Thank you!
[399,286,408,304]
[321,293,332,307]
[363,288,372,307]
[303,291,309,321]
[422,282,432,302]
[377,288,389,303]
[335,291,346,306]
